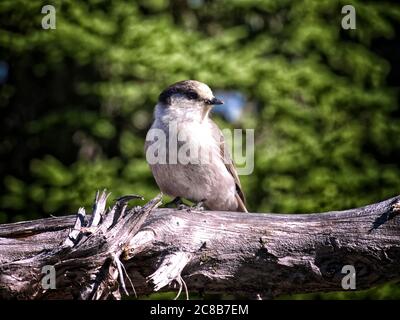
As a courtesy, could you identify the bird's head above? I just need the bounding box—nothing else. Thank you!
[157,80,223,121]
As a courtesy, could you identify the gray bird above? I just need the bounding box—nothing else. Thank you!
[145,80,247,212]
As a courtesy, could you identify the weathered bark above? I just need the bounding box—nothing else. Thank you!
[0,191,399,299]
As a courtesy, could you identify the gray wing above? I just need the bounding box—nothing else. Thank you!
[209,119,248,212]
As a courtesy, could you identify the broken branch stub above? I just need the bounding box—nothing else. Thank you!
[0,191,162,299]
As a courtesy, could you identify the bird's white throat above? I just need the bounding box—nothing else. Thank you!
[152,103,218,163]
[155,101,211,125]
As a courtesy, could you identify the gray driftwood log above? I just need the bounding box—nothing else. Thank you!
[0,191,399,299]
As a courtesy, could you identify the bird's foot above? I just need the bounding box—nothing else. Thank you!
[165,197,207,212]
[165,197,183,208]
[180,199,206,212]
[192,200,206,212]
[178,203,193,211]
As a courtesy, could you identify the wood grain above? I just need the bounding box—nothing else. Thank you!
[0,192,399,299]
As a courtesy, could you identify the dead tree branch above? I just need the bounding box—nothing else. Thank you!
[0,191,399,299]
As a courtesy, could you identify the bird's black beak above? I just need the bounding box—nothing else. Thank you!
[207,97,224,105]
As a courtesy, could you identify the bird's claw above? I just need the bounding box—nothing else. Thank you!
[166,197,206,212]
[181,200,206,212]
[165,197,184,208]
[178,203,192,211]
[192,200,206,211]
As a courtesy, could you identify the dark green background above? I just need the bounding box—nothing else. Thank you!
[1,0,399,299]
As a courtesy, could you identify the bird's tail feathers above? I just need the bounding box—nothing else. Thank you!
[236,194,248,213]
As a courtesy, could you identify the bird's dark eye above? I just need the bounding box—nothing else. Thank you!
[187,91,198,100]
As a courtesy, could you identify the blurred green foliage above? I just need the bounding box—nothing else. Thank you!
[1,0,400,299]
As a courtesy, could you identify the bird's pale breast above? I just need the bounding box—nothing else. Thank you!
[147,117,238,210]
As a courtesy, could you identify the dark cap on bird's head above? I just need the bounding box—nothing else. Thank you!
[158,80,223,106]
